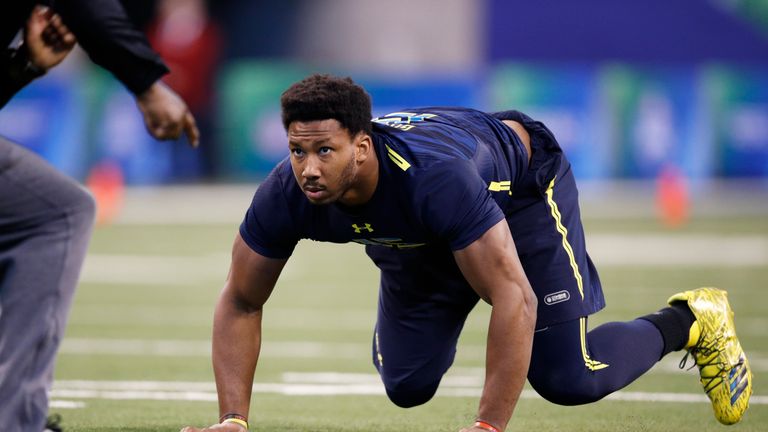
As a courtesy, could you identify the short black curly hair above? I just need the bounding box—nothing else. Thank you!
[280,74,373,135]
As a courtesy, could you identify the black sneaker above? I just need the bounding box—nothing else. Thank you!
[44,413,63,432]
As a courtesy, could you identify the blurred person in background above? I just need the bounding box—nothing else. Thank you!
[147,0,222,179]
[1,1,200,431]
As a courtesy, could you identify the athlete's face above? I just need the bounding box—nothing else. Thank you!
[287,119,368,205]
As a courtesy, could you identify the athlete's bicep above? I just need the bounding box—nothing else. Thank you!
[453,220,531,305]
[225,233,288,310]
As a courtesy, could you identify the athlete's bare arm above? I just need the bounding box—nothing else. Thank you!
[453,220,537,432]
[181,233,287,432]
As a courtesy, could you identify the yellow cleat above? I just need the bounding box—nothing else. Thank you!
[668,287,752,425]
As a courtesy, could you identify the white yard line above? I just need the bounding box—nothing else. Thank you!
[79,253,229,285]
[58,338,768,372]
[59,338,368,358]
[586,234,768,267]
[51,377,768,405]
[79,233,768,287]
[108,183,768,225]
[49,400,86,409]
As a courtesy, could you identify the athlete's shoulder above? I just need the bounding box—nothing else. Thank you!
[262,158,297,192]
[372,107,492,131]
[249,158,309,214]
[241,158,304,259]
[372,107,493,169]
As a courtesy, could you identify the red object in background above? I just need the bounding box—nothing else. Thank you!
[145,0,221,115]
[656,164,690,228]
[86,161,125,226]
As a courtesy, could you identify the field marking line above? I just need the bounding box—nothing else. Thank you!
[51,378,768,405]
[58,338,768,372]
[49,400,86,409]
[78,233,768,287]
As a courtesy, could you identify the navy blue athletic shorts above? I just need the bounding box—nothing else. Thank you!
[372,112,606,405]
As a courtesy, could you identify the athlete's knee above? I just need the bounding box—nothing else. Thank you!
[528,367,605,406]
[384,377,440,408]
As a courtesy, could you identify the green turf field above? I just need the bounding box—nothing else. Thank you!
[52,186,767,431]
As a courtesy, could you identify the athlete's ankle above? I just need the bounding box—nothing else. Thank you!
[638,303,696,358]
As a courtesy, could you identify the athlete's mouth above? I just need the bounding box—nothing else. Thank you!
[303,184,328,201]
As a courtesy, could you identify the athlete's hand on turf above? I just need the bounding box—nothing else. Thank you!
[136,81,200,148]
[24,5,76,71]
[180,422,244,432]
[459,426,501,432]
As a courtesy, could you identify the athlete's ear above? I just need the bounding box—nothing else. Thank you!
[355,133,373,163]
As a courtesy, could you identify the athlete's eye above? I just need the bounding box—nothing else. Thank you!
[319,147,332,155]
[291,148,304,157]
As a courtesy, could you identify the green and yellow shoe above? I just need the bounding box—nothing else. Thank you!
[668,287,752,425]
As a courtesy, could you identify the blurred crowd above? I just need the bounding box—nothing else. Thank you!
[1,0,767,183]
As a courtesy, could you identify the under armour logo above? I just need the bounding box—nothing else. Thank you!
[352,223,374,233]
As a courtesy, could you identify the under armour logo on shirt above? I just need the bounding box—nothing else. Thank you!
[352,223,374,233]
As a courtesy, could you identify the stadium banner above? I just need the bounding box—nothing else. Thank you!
[82,68,205,184]
[358,75,481,118]
[600,65,714,179]
[0,69,88,179]
[488,63,612,180]
[216,61,309,180]
[216,62,482,179]
[702,65,768,177]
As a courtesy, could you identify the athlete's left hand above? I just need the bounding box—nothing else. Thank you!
[180,422,244,432]
[459,426,501,432]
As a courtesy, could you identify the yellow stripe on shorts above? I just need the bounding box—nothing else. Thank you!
[544,177,584,300]
[375,332,384,367]
[580,317,609,371]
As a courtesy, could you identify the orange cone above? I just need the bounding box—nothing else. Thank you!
[656,164,690,228]
[86,161,125,226]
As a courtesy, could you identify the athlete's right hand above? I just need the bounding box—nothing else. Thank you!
[180,422,245,432]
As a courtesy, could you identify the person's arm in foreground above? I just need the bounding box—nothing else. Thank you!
[453,220,538,432]
[0,6,76,108]
[54,0,199,146]
[181,233,287,431]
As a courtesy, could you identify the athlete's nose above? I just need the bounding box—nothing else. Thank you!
[302,156,321,180]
